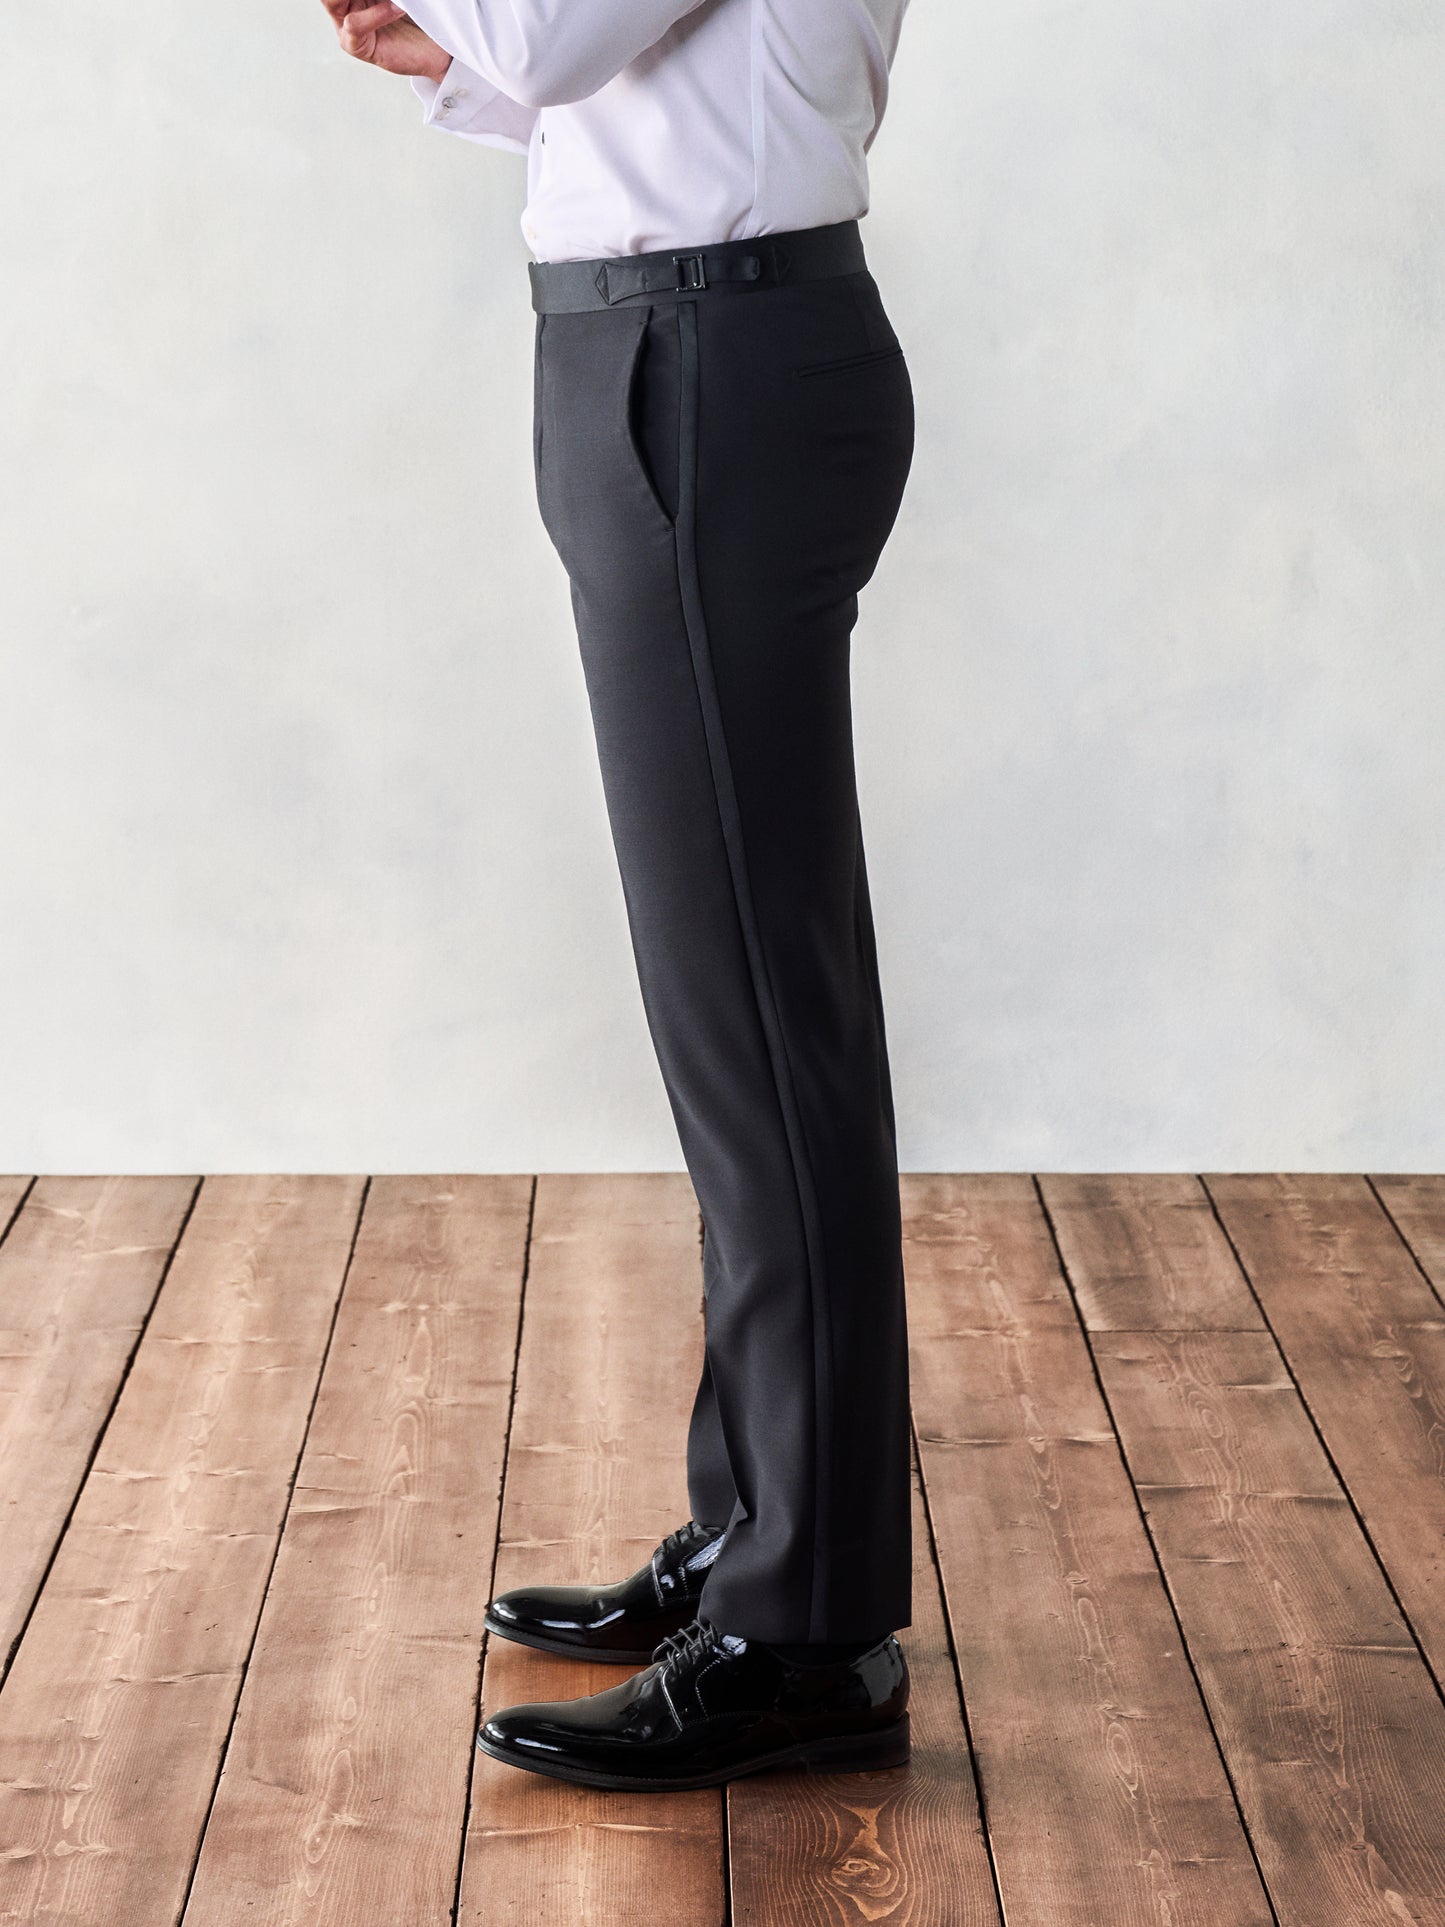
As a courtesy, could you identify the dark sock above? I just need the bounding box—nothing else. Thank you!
[762,1636,887,1665]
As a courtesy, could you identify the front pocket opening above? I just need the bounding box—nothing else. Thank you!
[624,310,680,527]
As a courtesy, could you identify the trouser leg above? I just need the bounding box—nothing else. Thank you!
[533,268,915,1642]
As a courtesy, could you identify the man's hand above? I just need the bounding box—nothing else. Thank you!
[322,0,452,83]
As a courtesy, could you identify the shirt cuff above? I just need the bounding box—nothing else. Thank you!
[410,57,539,154]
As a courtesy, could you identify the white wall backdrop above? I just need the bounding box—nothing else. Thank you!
[2,1,1442,1173]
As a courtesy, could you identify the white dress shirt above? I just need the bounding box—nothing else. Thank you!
[400,0,910,263]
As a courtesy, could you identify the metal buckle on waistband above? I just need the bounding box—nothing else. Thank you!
[673,252,707,291]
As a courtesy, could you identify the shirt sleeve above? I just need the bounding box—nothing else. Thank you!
[399,0,711,109]
[410,56,539,153]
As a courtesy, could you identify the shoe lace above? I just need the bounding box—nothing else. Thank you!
[655,1519,704,1567]
[650,1613,725,1673]
[656,1517,726,1583]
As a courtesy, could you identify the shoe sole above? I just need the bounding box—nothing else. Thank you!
[474,1713,910,1791]
[483,1608,670,1665]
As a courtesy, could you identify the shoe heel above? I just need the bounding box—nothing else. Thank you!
[797,1714,910,1774]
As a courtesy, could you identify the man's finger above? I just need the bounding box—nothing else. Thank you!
[323,0,396,26]
[340,0,405,34]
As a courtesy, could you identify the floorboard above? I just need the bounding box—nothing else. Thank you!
[1207,1174,1445,1684]
[1041,1174,1263,1332]
[1372,1174,1445,1291]
[455,1172,725,1927]
[0,1175,365,1927]
[0,1178,33,1240]
[1045,1172,1445,1925]
[5,1169,1445,1924]
[904,1174,1272,1927]
[727,1447,998,1926]
[0,1176,196,1678]
[182,1175,531,1926]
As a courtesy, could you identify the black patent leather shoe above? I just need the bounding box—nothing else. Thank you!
[476,1615,910,1791]
[483,1519,726,1664]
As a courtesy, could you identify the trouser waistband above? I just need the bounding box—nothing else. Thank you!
[527,218,867,314]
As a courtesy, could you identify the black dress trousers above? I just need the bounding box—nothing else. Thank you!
[531,223,915,1643]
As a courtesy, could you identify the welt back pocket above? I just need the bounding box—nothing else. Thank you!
[794,343,906,379]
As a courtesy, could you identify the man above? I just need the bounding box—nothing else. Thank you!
[324,0,916,1792]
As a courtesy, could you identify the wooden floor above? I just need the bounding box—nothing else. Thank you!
[2,1175,1444,1924]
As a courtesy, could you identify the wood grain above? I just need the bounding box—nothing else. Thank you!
[0,1176,196,1673]
[9,1165,1445,1919]
[181,1175,532,1924]
[456,1172,724,1927]
[1041,1175,1264,1332]
[0,1174,365,1927]
[1371,1173,1445,1299]
[903,1174,1270,1927]
[1206,1173,1445,1681]
[1093,1325,1445,1925]
[727,1444,998,1926]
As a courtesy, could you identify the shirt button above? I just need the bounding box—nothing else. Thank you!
[441,95,457,109]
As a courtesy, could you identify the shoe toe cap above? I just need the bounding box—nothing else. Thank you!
[478,1706,523,1748]
[478,1700,583,1762]
[486,1584,592,1628]
[484,1592,533,1629]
